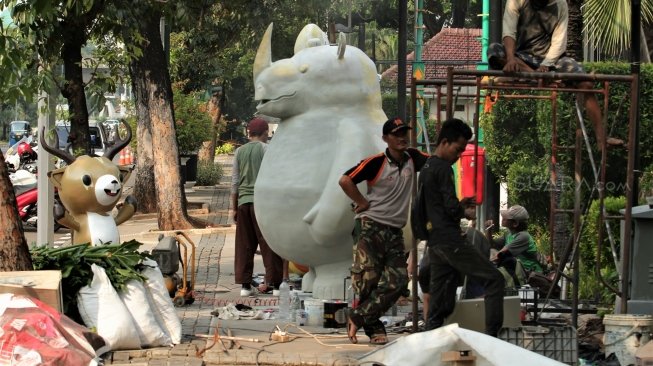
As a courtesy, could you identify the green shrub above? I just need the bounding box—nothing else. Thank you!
[215,142,235,155]
[578,196,624,307]
[195,161,223,186]
[173,87,212,154]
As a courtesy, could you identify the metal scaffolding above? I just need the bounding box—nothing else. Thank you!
[409,68,638,327]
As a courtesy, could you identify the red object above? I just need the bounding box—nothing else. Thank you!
[460,144,485,204]
[16,142,34,157]
[16,187,38,219]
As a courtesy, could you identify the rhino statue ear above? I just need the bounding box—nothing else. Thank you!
[337,32,346,59]
[294,24,328,54]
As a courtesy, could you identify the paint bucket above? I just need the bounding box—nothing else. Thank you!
[603,314,653,366]
[304,299,324,327]
[323,301,348,328]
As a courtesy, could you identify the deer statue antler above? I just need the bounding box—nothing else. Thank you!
[40,127,75,164]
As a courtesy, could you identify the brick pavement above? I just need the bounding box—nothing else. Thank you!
[102,155,310,366]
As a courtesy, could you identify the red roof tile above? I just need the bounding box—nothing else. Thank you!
[381,28,482,83]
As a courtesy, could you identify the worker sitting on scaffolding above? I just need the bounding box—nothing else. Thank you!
[487,0,624,151]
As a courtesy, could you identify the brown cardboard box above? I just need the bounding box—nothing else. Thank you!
[0,270,63,312]
[636,340,653,366]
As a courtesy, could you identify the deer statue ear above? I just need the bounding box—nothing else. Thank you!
[47,168,66,189]
[48,167,66,189]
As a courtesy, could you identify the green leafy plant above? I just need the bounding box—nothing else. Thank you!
[195,161,223,186]
[30,240,151,314]
[173,85,212,155]
[578,196,624,307]
[215,142,235,155]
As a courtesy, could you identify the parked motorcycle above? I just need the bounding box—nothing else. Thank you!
[10,163,61,232]
[5,140,38,174]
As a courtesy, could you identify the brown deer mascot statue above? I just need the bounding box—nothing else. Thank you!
[40,122,137,246]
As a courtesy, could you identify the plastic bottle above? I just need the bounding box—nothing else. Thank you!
[278,280,291,320]
[290,290,300,323]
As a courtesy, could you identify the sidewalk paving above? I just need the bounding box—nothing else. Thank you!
[101,155,410,366]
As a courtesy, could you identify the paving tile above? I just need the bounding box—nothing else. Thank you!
[112,351,131,362]
[146,359,167,366]
[149,348,171,358]
[129,350,149,358]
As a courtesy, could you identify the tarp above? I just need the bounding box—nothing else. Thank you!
[358,324,567,366]
[0,293,104,366]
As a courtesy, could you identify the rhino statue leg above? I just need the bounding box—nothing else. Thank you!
[306,260,351,300]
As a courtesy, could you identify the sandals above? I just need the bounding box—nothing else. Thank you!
[347,317,359,344]
[369,334,388,345]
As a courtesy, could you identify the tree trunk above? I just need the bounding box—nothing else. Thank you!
[131,11,193,230]
[60,34,91,154]
[130,61,158,213]
[451,0,468,28]
[197,90,223,164]
[0,150,32,271]
[58,2,105,155]
[423,0,446,37]
[566,0,583,61]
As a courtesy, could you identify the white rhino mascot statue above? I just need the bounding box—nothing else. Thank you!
[253,23,386,299]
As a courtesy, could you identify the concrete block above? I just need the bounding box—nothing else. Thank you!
[234,351,257,365]
[129,350,148,359]
[146,359,167,366]
[170,347,190,357]
[167,356,190,366]
[112,351,131,362]
[185,359,204,366]
[149,348,171,358]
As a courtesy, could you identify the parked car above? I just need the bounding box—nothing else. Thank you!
[54,121,106,156]
[9,120,31,146]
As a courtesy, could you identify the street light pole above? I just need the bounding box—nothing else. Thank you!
[397,0,407,121]
[36,86,55,246]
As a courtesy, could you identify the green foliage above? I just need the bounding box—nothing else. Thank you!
[0,25,41,104]
[382,92,399,119]
[483,62,653,303]
[173,87,212,154]
[168,2,333,122]
[195,161,223,186]
[30,240,151,314]
[215,142,235,155]
[583,0,653,57]
[578,196,625,306]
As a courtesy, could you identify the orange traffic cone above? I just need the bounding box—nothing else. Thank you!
[119,149,127,165]
[127,147,134,164]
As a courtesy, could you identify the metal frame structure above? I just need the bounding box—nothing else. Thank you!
[409,68,637,327]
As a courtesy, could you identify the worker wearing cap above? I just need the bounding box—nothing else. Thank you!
[339,117,429,345]
[490,205,544,275]
[231,118,284,297]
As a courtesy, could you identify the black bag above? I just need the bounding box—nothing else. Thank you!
[411,182,431,241]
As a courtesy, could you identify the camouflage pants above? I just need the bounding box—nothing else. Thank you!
[487,42,584,73]
[350,218,408,337]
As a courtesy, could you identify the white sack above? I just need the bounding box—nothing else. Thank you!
[141,259,182,344]
[77,264,140,351]
[119,279,173,347]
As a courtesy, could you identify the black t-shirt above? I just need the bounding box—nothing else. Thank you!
[420,155,465,246]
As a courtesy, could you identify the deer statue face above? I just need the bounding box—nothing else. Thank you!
[40,121,136,246]
[48,155,132,215]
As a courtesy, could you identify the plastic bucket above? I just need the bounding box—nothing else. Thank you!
[603,314,653,366]
[304,299,324,327]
